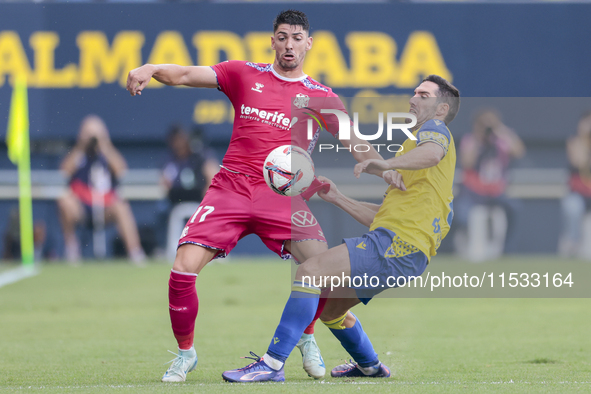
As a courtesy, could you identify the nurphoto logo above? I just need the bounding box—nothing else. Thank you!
[305,108,417,153]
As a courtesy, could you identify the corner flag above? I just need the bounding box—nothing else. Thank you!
[7,76,29,164]
[5,75,34,266]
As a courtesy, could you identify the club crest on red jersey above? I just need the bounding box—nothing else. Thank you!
[293,93,310,109]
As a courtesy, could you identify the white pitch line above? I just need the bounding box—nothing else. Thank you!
[0,266,39,289]
[3,381,591,390]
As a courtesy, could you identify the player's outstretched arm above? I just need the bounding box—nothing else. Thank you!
[354,142,444,178]
[340,130,407,189]
[127,64,218,96]
[317,176,380,228]
[339,129,384,177]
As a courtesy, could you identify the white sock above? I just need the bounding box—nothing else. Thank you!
[178,347,195,356]
[358,361,380,375]
[263,353,284,371]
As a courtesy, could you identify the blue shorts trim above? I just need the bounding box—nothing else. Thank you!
[343,227,428,304]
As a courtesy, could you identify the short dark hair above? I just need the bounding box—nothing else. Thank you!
[273,10,310,34]
[422,75,460,124]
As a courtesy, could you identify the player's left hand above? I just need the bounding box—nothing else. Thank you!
[382,170,406,191]
[354,159,390,178]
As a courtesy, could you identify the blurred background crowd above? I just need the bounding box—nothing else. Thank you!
[1,1,590,264]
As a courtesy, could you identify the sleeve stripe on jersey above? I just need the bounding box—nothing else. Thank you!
[210,66,220,90]
[417,131,450,156]
[419,120,451,140]
[245,62,273,72]
[302,77,328,92]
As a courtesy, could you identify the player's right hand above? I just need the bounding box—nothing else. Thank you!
[354,159,390,178]
[316,176,339,204]
[126,65,154,96]
[382,170,406,191]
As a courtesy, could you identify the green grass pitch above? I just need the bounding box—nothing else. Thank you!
[0,257,590,393]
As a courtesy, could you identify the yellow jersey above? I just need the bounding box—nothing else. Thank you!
[370,119,455,260]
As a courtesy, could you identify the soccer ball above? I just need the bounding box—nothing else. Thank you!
[263,145,315,196]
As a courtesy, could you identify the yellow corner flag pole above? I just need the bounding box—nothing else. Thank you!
[6,75,34,267]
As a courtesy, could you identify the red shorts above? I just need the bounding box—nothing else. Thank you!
[178,168,326,259]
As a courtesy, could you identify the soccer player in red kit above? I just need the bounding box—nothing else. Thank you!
[127,10,383,382]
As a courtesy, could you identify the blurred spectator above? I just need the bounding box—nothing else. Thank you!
[2,207,53,261]
[161,125,219,205]
[155,124,219,257]
[454,109,526,261]
[559,110,591,259]
[57,115,145,264]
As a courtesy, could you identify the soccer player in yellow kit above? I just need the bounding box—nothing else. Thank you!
[223,75,460,382]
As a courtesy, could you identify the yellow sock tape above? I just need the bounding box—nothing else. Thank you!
[322,312,348,330]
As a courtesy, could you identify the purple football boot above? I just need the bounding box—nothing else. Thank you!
[331,360,391,378]
[223,352,285,383]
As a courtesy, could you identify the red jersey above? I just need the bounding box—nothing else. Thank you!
[211,60,344,178]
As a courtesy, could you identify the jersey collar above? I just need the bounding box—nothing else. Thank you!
[271,64,308,82]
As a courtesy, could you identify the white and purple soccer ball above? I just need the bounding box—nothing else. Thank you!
[263,145,315,197]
